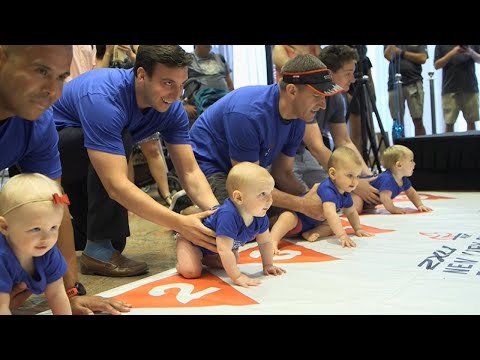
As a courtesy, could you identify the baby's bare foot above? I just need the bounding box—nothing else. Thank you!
[304,232,320,242]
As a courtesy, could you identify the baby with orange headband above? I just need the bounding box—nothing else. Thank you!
[0,173,72,315]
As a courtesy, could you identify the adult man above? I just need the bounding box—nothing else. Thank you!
[384,45,428,136]
[294,45,380,206]
[190,54,343,220]
[0,45,130,314]
[434,45,480,132]
[54,45,219,277]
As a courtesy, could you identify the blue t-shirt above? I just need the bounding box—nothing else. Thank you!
[0,234,67,295]
[200,198,269,256]
[53,68,190,155]
[0,108,61,179]
[371,170,411,199]
[190,84,306,176]
[297,178,353,232]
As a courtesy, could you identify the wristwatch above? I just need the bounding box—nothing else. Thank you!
[66,282,87,298]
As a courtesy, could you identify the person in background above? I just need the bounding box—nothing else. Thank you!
[182,45,234,125]
[272,45,321,82]
[434,45,480,133]
[345,45,376,154]
[176,162,286,287]
[66,45,97,82]
[384,45,428,136]
[95,45,138,69]
[0,173,72,315]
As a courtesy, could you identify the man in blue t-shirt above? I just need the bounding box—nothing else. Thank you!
[0,45,131,314]
[190,54,343,221]
[54,45,219,277]
[296,45,380,207]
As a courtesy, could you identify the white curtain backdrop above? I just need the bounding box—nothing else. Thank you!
[231,45,268,88]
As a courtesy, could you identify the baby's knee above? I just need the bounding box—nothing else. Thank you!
[177,264,202,279]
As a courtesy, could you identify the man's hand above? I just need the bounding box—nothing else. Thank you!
[353,178,380,205]
[177,209,218,253]
[70,295,132,315]
[298,183,324,220]
[9,282,32,310]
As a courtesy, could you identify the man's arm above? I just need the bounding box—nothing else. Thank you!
[167,143,219,211]
[88,148,216,242]
[0,293,11,315]
[329,123,380,204]
[225,71,234,92]
[95,45,114,69]
[384,45,400,61]
[272,45,290,75]
[52,178,133,315]
[329,122,372,175]
[270,154,324,220]
[467,47,480,64]
[270,153,308,196]
[403,50,427,65]
[54,178,77,291]
[303,122,331,170]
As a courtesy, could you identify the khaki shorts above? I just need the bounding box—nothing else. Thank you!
[442,92,479,125]
[388,80,424,120]
[137,132,160,144]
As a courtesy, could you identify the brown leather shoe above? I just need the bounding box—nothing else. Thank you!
[80,251,148,277]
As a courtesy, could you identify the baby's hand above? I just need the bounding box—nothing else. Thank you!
[355,229,375,237]
[263,264,287,276]
[390,206,406,214]
[339,234,357,248]
[417,205,433,212]
[233,274,261,288]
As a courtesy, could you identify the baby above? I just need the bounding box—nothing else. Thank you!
[0,173,72,315]
[271,146,374,252]
[353,144,433,214]
[176,162,286,288]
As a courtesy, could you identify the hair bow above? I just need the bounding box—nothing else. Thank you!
[52,193,70,205]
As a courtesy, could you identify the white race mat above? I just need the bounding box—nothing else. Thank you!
[46,192,480,315]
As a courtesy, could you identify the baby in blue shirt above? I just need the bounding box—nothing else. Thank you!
[0,173,71,315]
[271,146,374,253]
[353,145,432,215]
